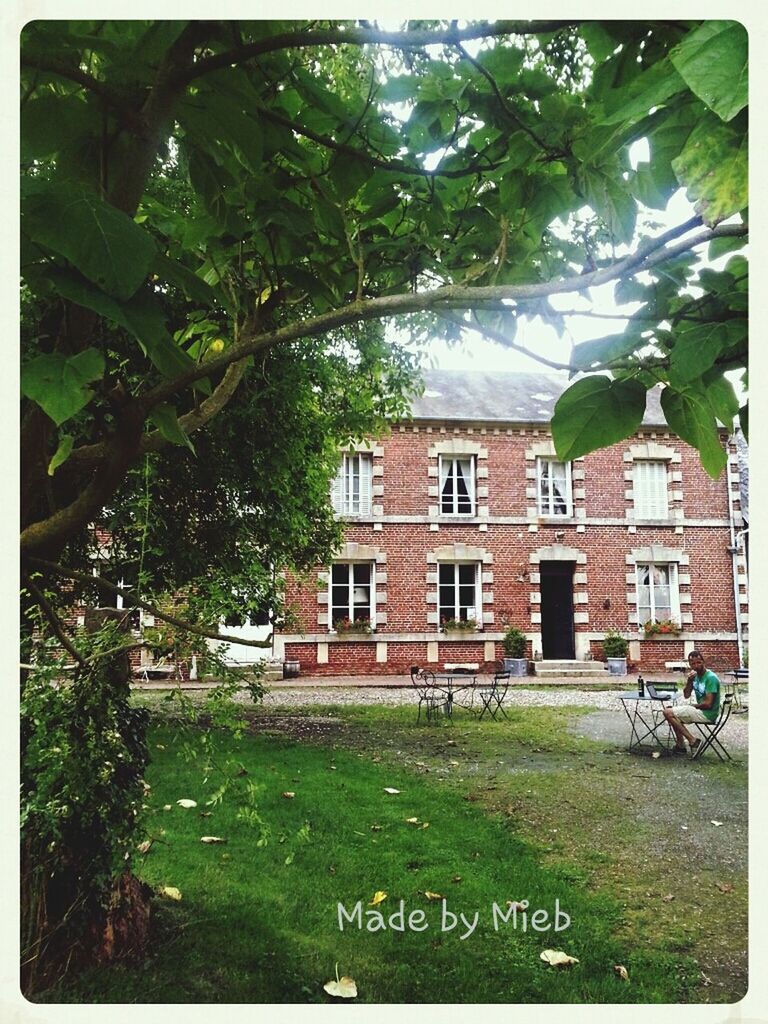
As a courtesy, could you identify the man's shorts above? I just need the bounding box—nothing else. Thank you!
[671,703,712,724]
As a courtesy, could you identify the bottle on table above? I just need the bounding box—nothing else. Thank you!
[638,674,645,697]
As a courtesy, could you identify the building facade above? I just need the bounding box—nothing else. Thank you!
[279,370,748,676]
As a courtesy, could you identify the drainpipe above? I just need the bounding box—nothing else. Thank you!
[725,446,745,667]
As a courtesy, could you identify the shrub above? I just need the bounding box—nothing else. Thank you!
[502,626,527,658]
[602,630,629,658]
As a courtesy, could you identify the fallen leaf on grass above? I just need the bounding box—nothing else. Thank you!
[282,792,295,799]
[383,787,400,794]
[405,817,420,824]
[506,901,528,912]
[323,973,358,999]
[662,894,675,902]
[162,805,172,811]
[200,836,227,844]
[158,886,182,901]
[369,891,387,906]
[420,822,430,830]
[176,799,197,809]
[199,811,212,818]
[711,820,724,827]
[422,891,444,901]
[370,824,382,832]
[652,752,661,759]
[451,875,462,884]
[540,949,579,967]
[137,839,153,855]
[614,964,630,982]
[716,882,734,893]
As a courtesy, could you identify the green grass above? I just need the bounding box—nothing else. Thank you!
[36,705,703,1004]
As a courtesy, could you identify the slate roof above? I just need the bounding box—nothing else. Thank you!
[407,369,667,426]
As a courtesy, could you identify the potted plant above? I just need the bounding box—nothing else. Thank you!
[602,630,629,676]
[502,625,528,676]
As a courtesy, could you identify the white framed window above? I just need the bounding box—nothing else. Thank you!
[330,562,375,628]
[331,453,372,516]
[633,461,668,519]
[537,458,572,517]
[438,562,481,624]
[636,563,679,625]
[439,455,475,515]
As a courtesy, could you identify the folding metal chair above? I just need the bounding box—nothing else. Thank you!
[409,666,448,723]
[690,693,734,761]
[478,670,511,720]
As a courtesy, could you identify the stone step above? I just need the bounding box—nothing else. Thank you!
[534,665,608,677]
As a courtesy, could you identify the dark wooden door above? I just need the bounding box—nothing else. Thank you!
[540,561,575,659]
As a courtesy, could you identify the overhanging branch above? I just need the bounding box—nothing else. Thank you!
[27,558,274,650]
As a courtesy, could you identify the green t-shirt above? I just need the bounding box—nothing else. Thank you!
[692,669,720,721]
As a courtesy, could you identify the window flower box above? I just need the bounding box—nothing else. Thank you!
[440,617,478,634]
[642,619,682,638]
[333,617,373,635]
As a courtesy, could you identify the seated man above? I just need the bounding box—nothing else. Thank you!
[663,649,721,754]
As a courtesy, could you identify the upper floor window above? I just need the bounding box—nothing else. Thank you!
[330,562,374,628]
[439,455,475,515]
[633,460,668,519]
[636,563,679,625]
[331,453,372,516]
[537,458,571,517]
[438,562,481,624]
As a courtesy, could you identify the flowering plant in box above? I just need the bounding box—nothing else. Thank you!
[440,616,476,632]
[333,616,373,635]
[643,618,681,637]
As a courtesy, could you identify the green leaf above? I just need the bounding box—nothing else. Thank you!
[44,268,208,390]
[48,435,74,476]
[551,376,647,460]
[21,93,95,161]
[599,58,687,126]
[705,374,740,428]
[576,167,637,245]
[660,386,727,478]
[739,404,748,442]
[149,403,196,454]
[21,348,105,426]
[153,254,235,314]
[672,112,747,226]
[669,322,741,383]
[670,21,748,122]
[708,234,746,261]
[23,183,156,300]
[570,332,645,371]
[329,154,373,203]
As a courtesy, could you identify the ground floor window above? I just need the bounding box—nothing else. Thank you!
[331,562,374,627]
[438,562,481,624]
[636,562,679,624]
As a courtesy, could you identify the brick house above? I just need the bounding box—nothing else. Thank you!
[277,370,748,676]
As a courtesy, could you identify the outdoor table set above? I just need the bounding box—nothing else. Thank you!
[618,680,678,754]
[410,666,511,723]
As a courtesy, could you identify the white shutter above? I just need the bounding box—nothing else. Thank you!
[635,461,668,518]
[330,459,344,513]
[359,455,372,515]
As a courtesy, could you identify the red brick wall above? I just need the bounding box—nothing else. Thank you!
[281,426,744,677]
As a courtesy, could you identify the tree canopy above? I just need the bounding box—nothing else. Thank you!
[21,19,748,616]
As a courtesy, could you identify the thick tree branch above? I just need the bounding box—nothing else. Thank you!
[27,559,274,650]
[22,572,87,669]
[137,219,745,411]
[20,55,144,131]
[174,22,575,85]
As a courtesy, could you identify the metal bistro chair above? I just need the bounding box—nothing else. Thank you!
[690,692,734,761]
[478,669,511,721]
[410,666,447,724]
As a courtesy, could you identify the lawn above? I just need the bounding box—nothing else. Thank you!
[36,699,746,1004]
